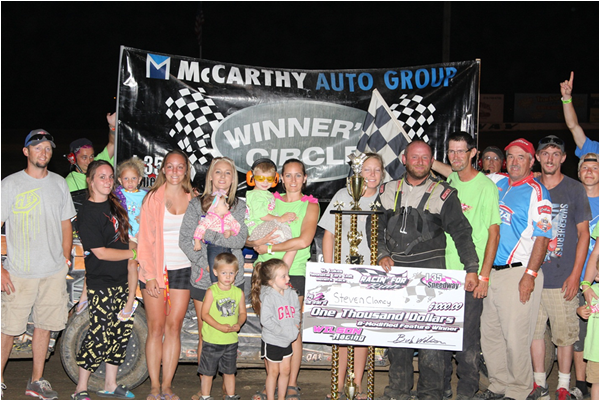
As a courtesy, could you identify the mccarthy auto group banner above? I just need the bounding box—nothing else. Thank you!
[303,262,467,351]
[116,46,479,199]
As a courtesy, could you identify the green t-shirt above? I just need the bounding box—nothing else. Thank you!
[201,283,242,345]
[256,194,318,276]
[65,146,113,192]
[445,172,501,273]
[245,189,276,235]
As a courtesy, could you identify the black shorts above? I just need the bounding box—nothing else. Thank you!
[260,339,293,362]
[190,283,245,302]
[139,267,191,291]
[289,275,305,298]
[198,341,238,375]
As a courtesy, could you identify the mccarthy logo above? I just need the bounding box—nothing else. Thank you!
[146,54,170,80]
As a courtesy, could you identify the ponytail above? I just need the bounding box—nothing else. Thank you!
[250,258,289,316]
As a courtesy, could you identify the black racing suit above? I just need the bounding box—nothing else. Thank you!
[374,173,479,400]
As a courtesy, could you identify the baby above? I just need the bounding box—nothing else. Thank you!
[194,190,241,251]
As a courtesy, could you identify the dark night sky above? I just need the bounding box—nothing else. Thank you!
[1,1,598,176]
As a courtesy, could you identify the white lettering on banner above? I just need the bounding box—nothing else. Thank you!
[178,61,307,89]
[223,118,357,148]
[244,147,355,169]
[303,262,466,351]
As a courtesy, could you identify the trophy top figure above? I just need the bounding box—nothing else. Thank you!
[348,150,368,176]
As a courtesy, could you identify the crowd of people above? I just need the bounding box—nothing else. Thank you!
[1,73,598,401]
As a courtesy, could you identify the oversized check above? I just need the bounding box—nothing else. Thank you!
[302,262,466,351]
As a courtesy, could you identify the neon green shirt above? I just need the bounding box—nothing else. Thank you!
[445,172,501,273]
[65,146,113,192]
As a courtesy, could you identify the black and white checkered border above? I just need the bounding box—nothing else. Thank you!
[389,94,436,143]
[165,87,224,165]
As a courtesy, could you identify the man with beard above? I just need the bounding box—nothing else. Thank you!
[572,152,599,400]
[527,135,590,400]
[375,140,479,400]
[1,130,76,399]
[477,138,553,400]
[441,132,501,400]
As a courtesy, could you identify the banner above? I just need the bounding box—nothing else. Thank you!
[303,262,466,351]
[117,47,479,199]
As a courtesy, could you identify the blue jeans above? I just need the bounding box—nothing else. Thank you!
[206,244,232,284]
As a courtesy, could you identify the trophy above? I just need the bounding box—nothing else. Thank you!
[330,151,379,400]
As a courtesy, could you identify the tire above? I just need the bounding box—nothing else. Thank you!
[59,305,149,392]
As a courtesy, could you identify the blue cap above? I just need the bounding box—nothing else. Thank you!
[24,129,55,148]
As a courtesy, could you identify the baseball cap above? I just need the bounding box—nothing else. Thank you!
[70,138,93,154]
[481,146,504,161]
[578,152,599,171]
[24,129,56,148]
[505,138,535,158]
[537,135,565,153]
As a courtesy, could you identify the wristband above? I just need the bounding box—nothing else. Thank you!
[478,275,489,282]
[146,278,156,282]
[582,287,591,293]
[131,249,137,260]
[109,125,116,131]
[581,280,592,288]
[561,97,572,104]
[267,245,274,255]
[525,268,538,278]
[66,259,72,268]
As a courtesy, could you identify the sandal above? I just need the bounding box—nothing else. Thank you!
[161,393,180,400]
[71,391,92,400]
[355,392,367,400]
[325,391,346,400]
[285,386,301,400]
[96,384,135,399]
[251,386,267,400]
[146,394,161,400]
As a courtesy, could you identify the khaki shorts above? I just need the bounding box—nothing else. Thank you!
[1,266,69,335]
[587,361,599,384]
[533,288,579,346]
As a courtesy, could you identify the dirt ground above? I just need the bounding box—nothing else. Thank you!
[2,353,566,401]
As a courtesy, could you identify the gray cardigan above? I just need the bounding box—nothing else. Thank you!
[179,196,248,290]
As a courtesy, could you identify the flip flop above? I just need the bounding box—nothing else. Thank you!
[71,391,92,400]
[97,384,135,399]
[146,394,161,400]
[161,393,180,400]
[251,386,267,400]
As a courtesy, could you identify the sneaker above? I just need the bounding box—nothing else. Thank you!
[569,387,585,400]
[2,382,6,398]
[25,378,58,400]
[443,389,453,400]
[224,396,241,400]
[556,388,573,400]
[474,389,506,400]
[526,383,549,400]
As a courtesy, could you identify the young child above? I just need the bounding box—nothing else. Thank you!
[578,224,599,400]
[198,253,247,400]
[114,156,147,242]
[194,190,241,283]
[245,159,296,268]
[251,259,300,400]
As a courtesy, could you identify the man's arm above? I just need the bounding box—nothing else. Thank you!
[61,219,73,262]
[1,222,15,295]
[473,224,500,299]
[560,71,586,149]
[432,160,452,178]
[562,220,590,301]
[519,236,550,304]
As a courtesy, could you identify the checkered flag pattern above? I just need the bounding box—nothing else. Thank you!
[389,94,436,143]
[357,89,412,182]
[165,87,224,165]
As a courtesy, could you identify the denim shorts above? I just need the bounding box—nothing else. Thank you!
[198,341,238,376]
[289,275,305,298]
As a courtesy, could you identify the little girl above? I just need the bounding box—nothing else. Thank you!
[251,259,300,400]
[114,156,147,242]
[245,158,296,268]
[194,190,241,283]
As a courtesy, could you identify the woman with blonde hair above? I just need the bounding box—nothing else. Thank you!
[179,156,248,401]
[138,149,194,400]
